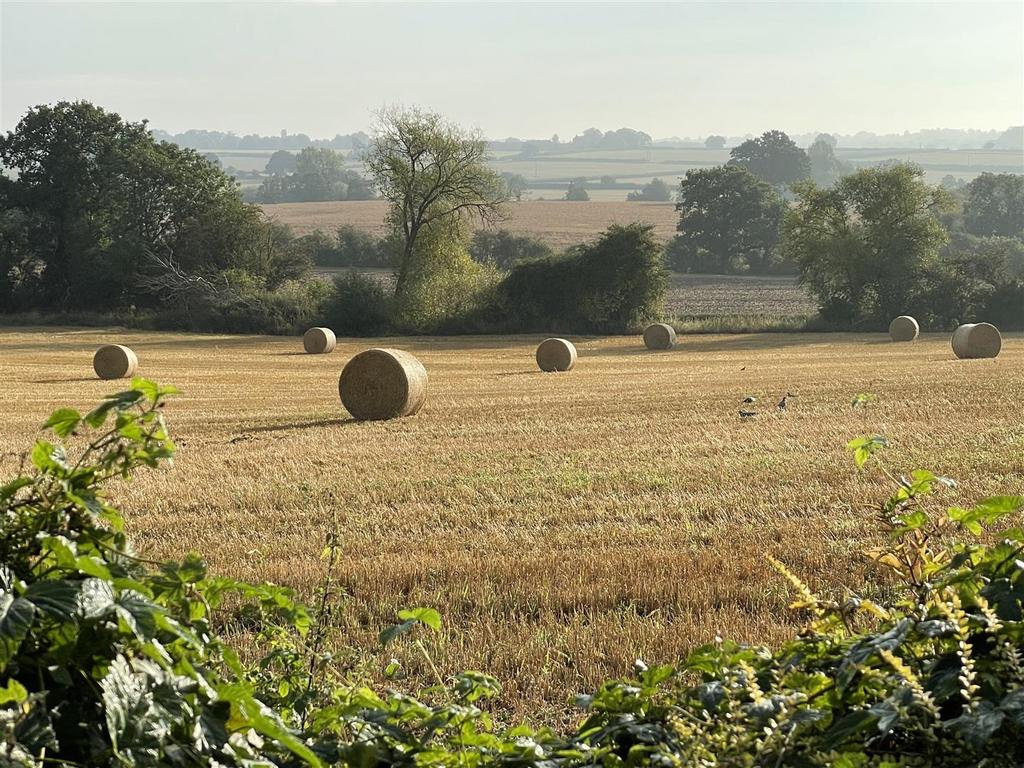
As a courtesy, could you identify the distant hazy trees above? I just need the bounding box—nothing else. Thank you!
[265,149,297,176]
[729,130,810,190]
[469,230,552,270]
[150,128,370,151]
[626,177,672,202]
[565,180,590,201]
[963,173,1024,238]
[570,127,652,150]
[704,135,727,149]
[257,147,373,203]
[501,172,529,201]
[807,136,851,188]
[668,166,785,274]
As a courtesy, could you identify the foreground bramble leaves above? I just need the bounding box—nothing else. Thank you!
[2,381,1023,766]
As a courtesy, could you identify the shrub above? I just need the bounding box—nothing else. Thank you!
[496,223,666,333]
[333,225,395,268]
[468,229,552,270]
[321,270,392,336]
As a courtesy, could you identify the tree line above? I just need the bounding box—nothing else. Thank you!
[1,102,1021,335]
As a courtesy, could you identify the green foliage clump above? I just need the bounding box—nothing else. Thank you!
[392,222,502,334]
[963,173,1024,239]
[0,101,307,315]
[256,147,374,203]
[783,164,952,327]
[626,178,672,202]
[0,382,321,766]
[564,180,590,201]
[670,165,787,275]
[729,129,810,190]
[497,223,667,333]
[469,229,553,271]
[322,271,392,336]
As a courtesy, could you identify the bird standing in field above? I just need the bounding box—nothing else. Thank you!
[777,392,794,411]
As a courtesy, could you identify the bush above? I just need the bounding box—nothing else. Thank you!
[496,223,667,333]
[321,270,392,335]
[468,229,552,270]
[4,385,1024,766]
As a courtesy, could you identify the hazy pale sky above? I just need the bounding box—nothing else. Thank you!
[2,1,1022,139]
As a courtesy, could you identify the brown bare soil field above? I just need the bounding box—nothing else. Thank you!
[261,200,679,249]
[2,328,1022,721]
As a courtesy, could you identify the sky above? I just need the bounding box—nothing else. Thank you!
[2,1,1022,140]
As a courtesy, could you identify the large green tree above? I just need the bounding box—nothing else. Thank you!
[0,101,295,311]
[782,164,951,326]
[729,130,810,190]
[365,107,507,296]
[668,165,785,274]
[963,172,1024,238]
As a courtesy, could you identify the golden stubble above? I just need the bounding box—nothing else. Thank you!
[1,327,1022,722]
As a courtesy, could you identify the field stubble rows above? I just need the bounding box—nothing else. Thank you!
[1,328,1022,721]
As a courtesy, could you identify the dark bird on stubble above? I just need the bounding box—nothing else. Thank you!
[777,392,795,411]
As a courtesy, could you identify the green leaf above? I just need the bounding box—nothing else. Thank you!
[380,620,416,646]
[31,441,67,472]
[397,607,442,631]
[847,435,888,469]
[824,709,878,743]
[0,678,28,705]
[24,580,81,620]
[0,594,37,668]
[42,408,81,437]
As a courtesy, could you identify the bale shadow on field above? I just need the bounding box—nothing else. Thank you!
[242,417,357,435]
[29,377,100,384]
[493,370,543,377]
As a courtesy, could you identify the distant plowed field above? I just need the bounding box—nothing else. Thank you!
[261,200,679,248]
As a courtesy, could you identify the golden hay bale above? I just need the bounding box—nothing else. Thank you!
[303,327,336,354]
[93,345,138,380]
[338,348,427,421]
[951,322,1002,359]
[643,322,677,350]
[535,338,577,372]
[888,315,919,342]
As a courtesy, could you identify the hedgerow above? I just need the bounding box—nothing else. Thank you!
[2,382,1022,766]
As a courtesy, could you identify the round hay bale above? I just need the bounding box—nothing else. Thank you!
[643,322,677,350]
[338,348,427,421]
[303,327,336,354]
[888,315,919,342]
[951,322,1002,359]
[536,338,577,372]
[93,345,138,380]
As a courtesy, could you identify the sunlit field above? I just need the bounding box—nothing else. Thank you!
[261,199,680,248]
[2,327,1022,721]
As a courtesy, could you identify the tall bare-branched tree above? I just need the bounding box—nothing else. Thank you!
[366,107,507,294]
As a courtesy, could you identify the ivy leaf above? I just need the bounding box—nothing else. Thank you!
[24,580,80,620]
[0,593,37,667]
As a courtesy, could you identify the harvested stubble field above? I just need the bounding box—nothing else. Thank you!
[261,199,679,249]
[2,328,1023,721]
